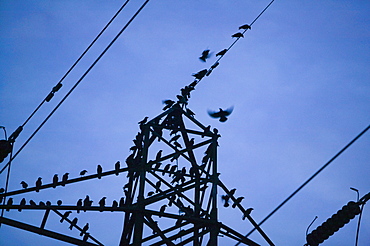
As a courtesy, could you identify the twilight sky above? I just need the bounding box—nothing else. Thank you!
[0,1,369,245]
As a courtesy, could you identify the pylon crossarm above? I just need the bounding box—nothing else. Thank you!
[219,223,260,246]
[0,216,101,246]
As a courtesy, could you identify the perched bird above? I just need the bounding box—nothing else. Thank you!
[199,49,211,62]
[242,208,254,220]
[232,196,244,208]
[29,200,37,207]
[19,198,26,212]
[52,174,58,188]
[138,116,148,125]
[229,188,236,196]
[154,162,161,170]
[20,181,28,189]
[221,195,230,207]
[192,69,208,80]
[6,198,13,211]
[232,32,244,38]
[99,197,106,212]
[80,170,88,177]
[57,200,63,206]
[169,165,177,176]
[173,141,182,149]
[208,107,234,122]
[119,197,125,207]
[155,181,161,193]
[159,205,167,218]
[97,165,103,179]
[46,201,51,207]
[216,49,227,57]
[112,200,118,211]
[80,223,89,236]
[83,233,90,242]
[0,187,4,193]
[169,135,180,143]
[76,199,83,213]
[155,150,162,162]
[60,211,72,223]
[162,100,175,110]
[115,161,120,176]
[39,201,46,207]
[83,195,92,212]
[35,177,42,192]
[147,191,155,196]
[69,217,78,230]
[162,164,171,176]
[239,24,251,30]
[61,173,69,186]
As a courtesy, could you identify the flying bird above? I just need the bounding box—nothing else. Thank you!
[115,161,120,176]
[20,181,28,189]
[239,24,251,30]
[199,49,211,62]
[61,173,69,186]
[52,174,58,188]
[80,170,88,176]
[35,177,42,192]
[208,107,234,122]
[60,211,72,223]
[97,165,103,179]
[216,49,227,57]
[231,32,244,38]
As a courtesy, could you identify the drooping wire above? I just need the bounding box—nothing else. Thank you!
[235,124,370,245]
[355,203,365,246]
[0,0,151,175]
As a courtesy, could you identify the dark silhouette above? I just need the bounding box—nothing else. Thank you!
[229,188,236,196]
[155,150,162,162]
[119,197,125,207]
[162,100,175,110]
[69,217,78,230]
[162,164,171,176]
[208,107,234,122]
[242,208,253,220]
[147,191,155,196]
[199,49,211,62]
[173,141,182,149]
[29,200,37,207]
[60,211,72,223]
[39,201,46,207]
[216,49,227,57]
[138,116,148,125]
[83,195,92,212]
[19,198,26,212]
[155,180,161,193]
[61,173,69,186]
[232,32,244,38]
[20,181,28,189]
[57,200,63,206]
[232,196,244,208]
[169,135,180,143]
[159,205,167,218]
[46,201,51,207]
[99,197,106,212]
[35,177,42,192]
[169,165,177,176]
[80,223,89,236]
[112,200,118,210]
[80,170,88,176]
[6,197,13,211]
[186,108,195,117]
[192,69,208,80]
[83,233,90,242]
[52,174,58,188]
[115,161,120,176]
[221,195,230,207]
[97,165,103,179]
[239,24,251,30]
[77,199,83,213]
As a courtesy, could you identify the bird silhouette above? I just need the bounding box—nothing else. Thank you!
[239,24,251,30]
[80,223,89,236]
[221,195,230,207]
[52,174,58,188]
[232,196,244,208]
[242,208,254,220]
[173,141,182,149]
[199,49,211,62]
[229,188,236,196]
[155,181,161,193]
[155,150,162,162]
[115,161,120,176]
[39,201,46,207]
[77,199,83,213]
[61,173,69,187]
[0,188,4,193]
[46,201,51,207]
[208,107,234,122]
[192,69,208,80]
[29,200,37,207]
[119,197,125,207]
[138,116,148,125]
[162,164,171,176]
[5,198,12,211]
[169,165,177,176]
[83,195,92,212]
[19,198,26,212]
[159,205,167,218]
[20,181,28,189]
[80,170,88,177]
[112,200,118,211]
[35,177,42,192]
[69,217,78,230]
[232,32,244,38]
[60,211,72,223]
[169,135,180,143]
[147,191,155,196]
[57,200,63,206]
[216,49,227,57]
[97,165,103,179]
[99,197,106,212]
[162,100,175,110]
[83,233,90,242]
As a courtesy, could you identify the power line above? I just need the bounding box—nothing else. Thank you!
[0,0,151,174]
[235,124,370,245]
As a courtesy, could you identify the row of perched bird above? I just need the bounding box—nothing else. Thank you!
[60,211,90,241]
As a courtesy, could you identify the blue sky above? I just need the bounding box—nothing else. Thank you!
[0,1,369,245]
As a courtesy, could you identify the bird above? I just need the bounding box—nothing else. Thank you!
[169,165,177,176]
[20,181,28,189]
[162,100,175,110]
[155,150,162,162]
[192,69,208,80]
[19,198,26,212]
[169,135,180,143]
[232,196,244,208]
[57,200,63,206]
[232,32,244,38]
[46,201,51,207]
[173,141,182,149]
[97,165,103,179]
[80,223,89,236]
[76,199,83,213]
[52,174,58,188]
[162,164,171,176]
[216,49,227,57]
[221,195,230,207]
[83,233,90,242]
[83,195,92,212]
[39,201,46,207]
[155,181,161,193]
[242,208,254,220]
[80,170,88,176]
[239,24,251,30]
[112,200,118,211]
[99,197,106,212]
[138,116,148,125]
[60,211,72,223]
[119,197,125,207]
[115,161,120,176]
[0,187,4,193]
[35,177,42,192]
[29,200,37,207]
[6,197,13,211]
[61,173,69,186]
[199,49,211,62]
[69,217,78,230]
[159,205,167,218]
[208,107,234,122]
